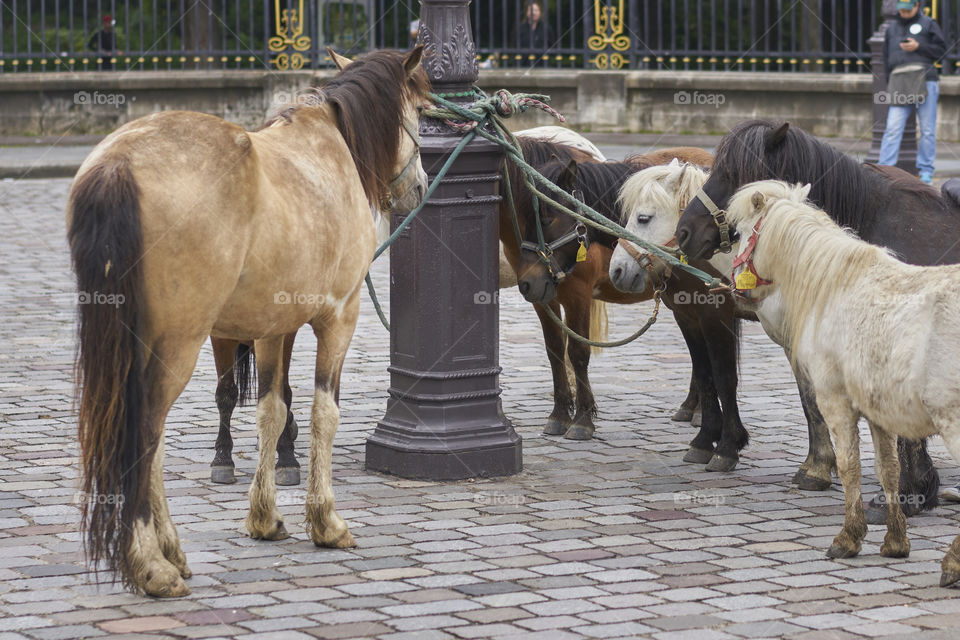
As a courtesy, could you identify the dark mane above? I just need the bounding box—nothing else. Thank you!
[551,161,638,224]
[266,50,430,206]
[713,119,886,229]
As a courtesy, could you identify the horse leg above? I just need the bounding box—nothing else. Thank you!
[533,300,574,436]
[937,425,960,587]
[705,315,748,473]
[306,304,359,549]
[562,299,597,441]
[129,337,205,597]
[821,396,866,559]
[867,437,939,524]
[276,331,301,486]
[868,421,910,559]
[245,336,289,541]
[211,338,239,484]
[672,371,701,423]
[792,365,836,491]
[675,319,721,464]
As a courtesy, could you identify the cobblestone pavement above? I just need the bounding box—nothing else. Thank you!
[2,177,959,639]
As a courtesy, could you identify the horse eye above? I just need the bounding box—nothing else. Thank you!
[634,214,652,224]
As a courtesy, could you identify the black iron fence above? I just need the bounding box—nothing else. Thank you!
[1,1,959,74]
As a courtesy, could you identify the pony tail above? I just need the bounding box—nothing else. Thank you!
[588,300,609,355]
[234,343,257,406]
[68,159,149,587]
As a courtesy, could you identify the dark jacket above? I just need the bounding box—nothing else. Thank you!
[515,21,553,52]
[883,8,946,83]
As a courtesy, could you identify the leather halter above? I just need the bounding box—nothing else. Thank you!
[388,118,422,197]
[731,218,772,292]
[618,237,678,282]
[694,188,733,254]
[521,189,590,284]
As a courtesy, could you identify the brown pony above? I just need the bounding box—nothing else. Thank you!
[501,139,712,439]
[68,48,430,597]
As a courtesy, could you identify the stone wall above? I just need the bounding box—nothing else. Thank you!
[2,69,958,140]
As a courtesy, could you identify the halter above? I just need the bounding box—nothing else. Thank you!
[694,188,733,254]
[520,188,590,284]
[731,218,772,295]
[387,118,422,198]
[617,237,679,282]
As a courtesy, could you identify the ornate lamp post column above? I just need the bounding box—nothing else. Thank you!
[866,0,917,173]
[365,0,523,480]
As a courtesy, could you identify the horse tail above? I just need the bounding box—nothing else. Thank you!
[68,158,149,587]
[234,343,257,406]
[588,300,609,355]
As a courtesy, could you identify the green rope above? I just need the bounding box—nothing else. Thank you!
[541,288,663,348]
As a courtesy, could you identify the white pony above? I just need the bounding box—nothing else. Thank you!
[608,159,725,290]
[724,179,960,587]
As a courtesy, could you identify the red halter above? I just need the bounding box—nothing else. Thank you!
[731,218,772,291]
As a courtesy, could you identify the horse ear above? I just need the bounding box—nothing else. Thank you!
[668,158,681,168]
[327,48,352,71]
[751,191,766,211]
[764,122,790,149]
[799,183,812,200]
[403,45,424,78]
[561,158,578,187]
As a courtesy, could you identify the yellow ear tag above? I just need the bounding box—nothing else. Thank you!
[735,271,757,290]
[576,241,587,263]
[679,253,688,264]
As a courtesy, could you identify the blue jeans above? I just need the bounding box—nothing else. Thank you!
[878,80,939,176]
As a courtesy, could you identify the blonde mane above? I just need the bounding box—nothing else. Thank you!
[727,180,891,360]
[617,160,710,225]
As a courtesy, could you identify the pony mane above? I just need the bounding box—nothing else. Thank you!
[618,162,710,225]
[714,119,882,230]
[266,50,430,207]
[549,161,639,224]
[727,180,889,361]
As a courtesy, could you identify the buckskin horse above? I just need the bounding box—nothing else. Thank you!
[68,48,430,597]
[505,142,713,440]
[723,179,960,587]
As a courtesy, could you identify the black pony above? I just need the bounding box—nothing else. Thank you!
[676,119,950,520]
[516,156,750,471]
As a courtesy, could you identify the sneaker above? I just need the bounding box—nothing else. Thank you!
[940,482,960,503]
[920,172,933,185]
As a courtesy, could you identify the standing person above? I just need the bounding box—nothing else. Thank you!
[88,15,117,71]
[514,0,553,68]
[877,0,946,184]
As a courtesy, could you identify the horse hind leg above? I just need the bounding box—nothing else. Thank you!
[245,336,289,541]
[276,331,301,486]
[211,338,239,484]
[307,305,360,549]
[936,422,960,587]
[868,421,909,559]
[672,371,701,423]
[821,397,867,559]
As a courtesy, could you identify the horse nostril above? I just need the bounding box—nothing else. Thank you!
[676,226,690,247]
[518,281,529,295]
[612,266,623,283]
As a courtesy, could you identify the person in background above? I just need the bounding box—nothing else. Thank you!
[514,0,553,68]
[877,0,946,184]
[88,14,118,70]
[409,20,419,46]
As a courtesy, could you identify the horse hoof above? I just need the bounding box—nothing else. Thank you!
[313,528,356,549]
[564,425,595,441]
[543,418,567,436]
[284,412,298,441]
[705,454,738,472]
[797,474,832,492]
[690,411,702,428]
[880,540,911,558]
[826,543,859,559]
[210,466,236,484]
[672,408,695,422]
[792,468,807,484]
[940,569,960,588]
[276,466,300,486]
[682,447,714,464]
